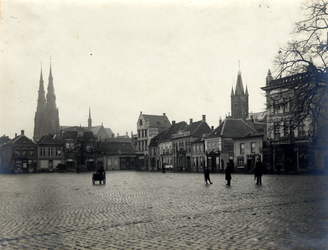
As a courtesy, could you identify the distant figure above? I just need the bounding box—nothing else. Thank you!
[162,164,165,174]
[96,166,105,175]
[204,167,212,184]
[225,163,232,185]
[276,164,281,175]
[221,159,224,172]
[76,166,80,174]
[255,158,263,185]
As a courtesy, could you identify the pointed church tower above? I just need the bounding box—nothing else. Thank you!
[33,68,46,141]
[45,64,60,135]
[88,107,92,129]
[231,70,249,120]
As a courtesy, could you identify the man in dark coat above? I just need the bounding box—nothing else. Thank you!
[225,163,232,185]
[254,158,263,185]
[204,167,212,184]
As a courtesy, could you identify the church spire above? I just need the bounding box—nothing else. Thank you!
[235,71,245,95]
[88,107,92,129]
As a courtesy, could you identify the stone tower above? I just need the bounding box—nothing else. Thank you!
[33,65,60,141]
[231,70,249,120]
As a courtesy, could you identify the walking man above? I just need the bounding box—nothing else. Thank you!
[254,158,263,185]
[225,163,232,185]
[204,167,213,185]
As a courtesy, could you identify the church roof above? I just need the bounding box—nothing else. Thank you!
[234,72,245,95]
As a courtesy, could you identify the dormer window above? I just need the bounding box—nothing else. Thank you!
[77,131,84,137]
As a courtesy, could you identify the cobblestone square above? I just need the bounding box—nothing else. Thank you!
[0,172,327,249]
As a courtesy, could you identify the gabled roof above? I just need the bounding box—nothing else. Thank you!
[100,141,135,155]
[185,120,212,137]
[4,134,36,146]
[37,134,61,145]
[161,121,188,142]
[56,126,96,140]
[206,118,257,139]
[192,134,207,144]
[149,130,168,147]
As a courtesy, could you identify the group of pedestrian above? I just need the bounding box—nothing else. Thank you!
[204,157,263,186]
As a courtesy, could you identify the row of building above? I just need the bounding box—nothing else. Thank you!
[0,66,327,174]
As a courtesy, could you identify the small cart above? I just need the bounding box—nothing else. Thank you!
[92,172,106,185]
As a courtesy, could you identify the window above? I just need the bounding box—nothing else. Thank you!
[107,158,112,167]
[274,122,280,139]
[15,148,20,156]
[251,142,255,153]
[48,148,53,156]
[40,148,46,156]
[298,121,306,137]
[139,119,143,125]
[30,148,35,156]
[77,131,84,137]
[55,148,61,156]
[114,158,119,166]
[22,148,27,156]
[237,156,244,168]
[240,143,244,154]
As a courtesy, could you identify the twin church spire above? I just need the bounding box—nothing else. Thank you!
[33,64,60,142]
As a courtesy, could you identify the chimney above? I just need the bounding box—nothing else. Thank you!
[211,126,214,131]
[190,118,193,125]
[219,116,222,124]
[15,133,17,138]
[21,130,24,136]
[112,133,114,138]
[117,133,119,137]
[172,120,176,125]
[126,132,128,137]
[202,115,206,121]
[163,113,166,116]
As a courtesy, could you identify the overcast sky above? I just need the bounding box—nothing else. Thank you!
[0,0,305,139]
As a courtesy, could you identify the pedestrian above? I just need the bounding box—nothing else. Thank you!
[225,163,232,185]
[254,158,263,185]
[162,164,165,174]
[204,167,212,184]
[76,166,80,174]
[276,164,281,175]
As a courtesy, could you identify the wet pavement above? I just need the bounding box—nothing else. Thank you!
[0,171,327,249]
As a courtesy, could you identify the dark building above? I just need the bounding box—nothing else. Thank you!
[231,70,249,120]
[0,130,38,173]
[33,65,60,142]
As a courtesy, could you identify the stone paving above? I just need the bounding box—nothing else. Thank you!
[0,171,328,250]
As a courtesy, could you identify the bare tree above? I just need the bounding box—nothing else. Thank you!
[268,0,328,136]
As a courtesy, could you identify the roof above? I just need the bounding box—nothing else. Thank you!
[234,72,245,95]
[56,126,97,140]
[206,118,257,139]
[139,113,171,132]
[185,120,212,137]
[2,134,36,147]
[149,130,168,147]
[161,121,188,142]
[37,134,62,145]
[100,141,135,155]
